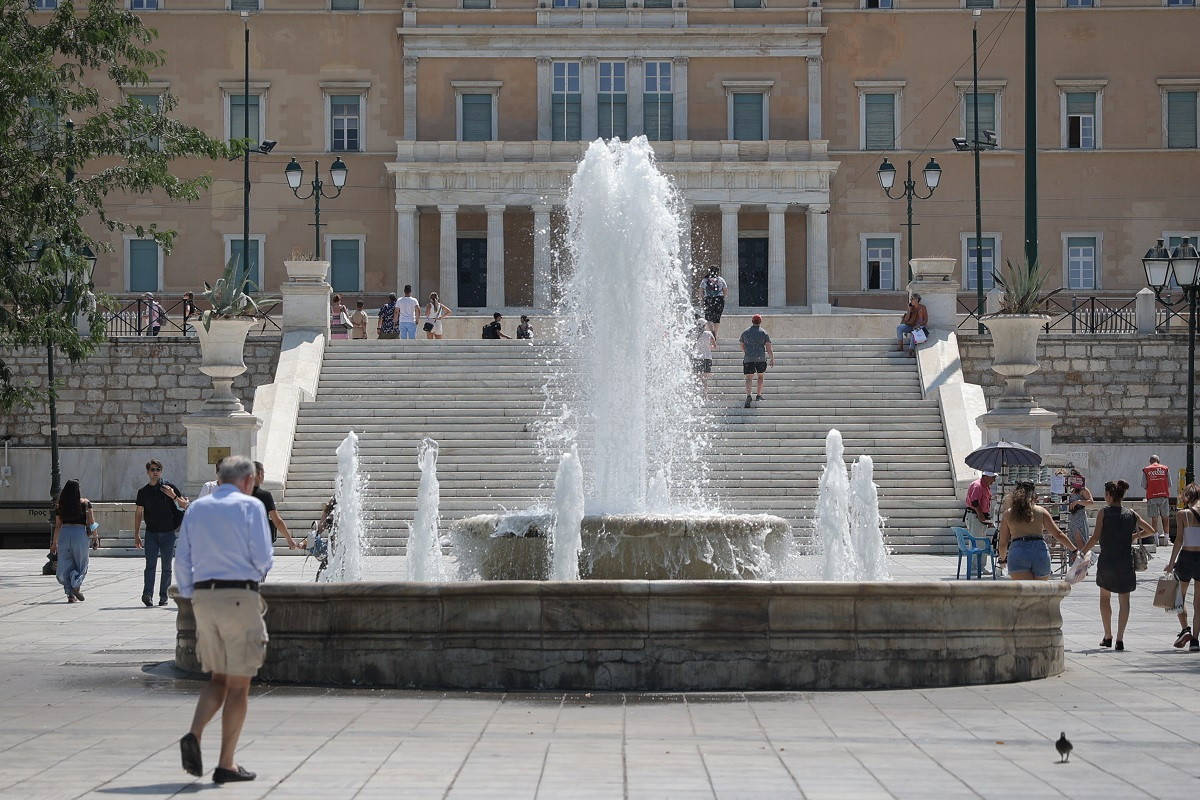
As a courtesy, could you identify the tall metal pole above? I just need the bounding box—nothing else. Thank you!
[1023,0,1038,269]
[312,163,323,258]
[243,14,251,289]
[972,17,986,334]
[47,338,59,539]
[904,159,914,269]
[1188,288,1196,484]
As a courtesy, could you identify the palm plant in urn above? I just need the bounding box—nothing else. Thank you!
[983,260,1063,408]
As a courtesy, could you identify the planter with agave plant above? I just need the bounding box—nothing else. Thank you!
[195,256,279,413]
[983,260,1063,408]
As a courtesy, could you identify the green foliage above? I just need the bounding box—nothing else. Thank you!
[199,256,278,331]
[992,260,1063,315]
[0,0,231,411]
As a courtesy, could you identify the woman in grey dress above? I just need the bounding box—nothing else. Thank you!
[1066,471,1093,557]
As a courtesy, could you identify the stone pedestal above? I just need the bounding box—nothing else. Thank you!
[976,407,1059,457]
[907,257,958,331]
[977,313,1058,455]
[182,412,261,496]
[282,260,332,339]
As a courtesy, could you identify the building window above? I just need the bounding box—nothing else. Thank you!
[461,94,494,141]
[131,0,160,8]
[329,95,361,152]
[462,0,491,6]
[127,239,161,293]
[598,61,627,140]
[332,0,360,8]
[1065,235,1098,290]
[964,91,996,143]
[1166,0,1195,6]
[863,236,899,290]
[644,0,672,6]
[733,0,762,6]
[328,237,364,293]
[130,93,161,151]
[865,0,893,7]
[1166,91,1198,148]
[963,236,998,291]
[552,0,579,8]
[552,61,581,142]
[863,92,897,150]
[731,94,764,140]
[644,61,673,141]
[225,235,264,293]
[598,0,626,7]
[34,0,57,8]
[1064,0,1092,6]
[965,0,994,7]
[227,93,261,145]
[1065,92,1096,149]
[230,0,259,9]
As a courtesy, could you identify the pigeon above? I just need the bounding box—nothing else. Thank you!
[1055,732,1072,763]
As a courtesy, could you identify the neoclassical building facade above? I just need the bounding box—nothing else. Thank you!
[64,0,1199,312]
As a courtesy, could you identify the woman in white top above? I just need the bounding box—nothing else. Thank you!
[424,292,452,340]
[692,318,716,397]
[1166,482,1200,651]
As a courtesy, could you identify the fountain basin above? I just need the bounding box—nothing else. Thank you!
[173,580,1068,691]
[450,512,795,580]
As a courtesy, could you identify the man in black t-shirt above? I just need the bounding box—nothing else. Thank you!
[133,458,189,606]
[253,461,299,549]
[481,312,511,340]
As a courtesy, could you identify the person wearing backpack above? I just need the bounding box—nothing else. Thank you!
[698,269,728,339]
[481,312,511,340]
[134,458,189,607]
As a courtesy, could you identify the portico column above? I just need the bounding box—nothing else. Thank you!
[767,203,787,308]
[403,56,419,141]
[628,57,645,138]
[720,202,740,308]
[485,204,505,308]
[532,204,553,309]
[581,56,599,141]
[536,57,552,140]
[807,56,823,140]
[806,203,831,313]
[396,204,418,294]
[438,204,458,307]
[673,57,689,139]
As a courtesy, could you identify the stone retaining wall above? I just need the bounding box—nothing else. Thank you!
[960,333,1195,444]
[0,338,280,447]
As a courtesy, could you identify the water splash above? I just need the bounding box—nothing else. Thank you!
[540,137,707,514]
[551,447,584,581]
[849,455,892,581]
[815,429,860,581]
[322,430,367,582]
[408,437,447,582]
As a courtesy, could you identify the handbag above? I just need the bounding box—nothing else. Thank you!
[1153,573,1182,610]
[1065,553,1093,585]
[1132,543,1150,572]
[911,327,928,344]
[422,321,435,332]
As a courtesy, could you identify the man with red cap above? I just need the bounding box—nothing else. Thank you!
[739,314,774,409]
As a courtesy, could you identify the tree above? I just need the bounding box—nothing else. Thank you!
[0,0,231,411]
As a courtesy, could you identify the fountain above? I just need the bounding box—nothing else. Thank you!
[320,430,367,583]
[174,138,1068,691]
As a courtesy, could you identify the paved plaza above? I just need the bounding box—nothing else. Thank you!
[1,550,1196,800]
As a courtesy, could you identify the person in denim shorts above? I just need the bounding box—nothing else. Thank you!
[997,481,1079,580]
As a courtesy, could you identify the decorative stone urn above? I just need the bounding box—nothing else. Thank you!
[194,317,258,414]
[283,259,329,283]
[981,314,1051,409]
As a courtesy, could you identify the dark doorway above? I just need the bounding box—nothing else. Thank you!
[457,238,488,308]
[738,238,769,307]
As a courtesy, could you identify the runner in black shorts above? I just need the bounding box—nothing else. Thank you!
[739,314,774,408]
[698,269,728,338]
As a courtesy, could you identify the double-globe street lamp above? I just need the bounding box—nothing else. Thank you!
[284,157,348,259]
[1142,237,1200,484]
[877,156,942,283]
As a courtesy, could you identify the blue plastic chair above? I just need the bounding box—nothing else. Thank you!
[952,525,996,580]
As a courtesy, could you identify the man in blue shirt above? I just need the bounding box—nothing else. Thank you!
[176,455,273,785]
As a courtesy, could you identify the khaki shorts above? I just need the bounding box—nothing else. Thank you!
[191,588,268,677]
[1146,497,1172,519]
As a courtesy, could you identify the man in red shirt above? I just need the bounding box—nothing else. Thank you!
[1142,455,1172,546]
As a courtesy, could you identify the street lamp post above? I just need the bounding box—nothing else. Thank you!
[284,157,348,260]
[1142,237,1200,484]
[241,11,251,290]
[877,156,942,282]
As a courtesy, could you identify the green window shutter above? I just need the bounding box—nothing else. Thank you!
[598,0,625,6]
[230,0,259,10]
[643,95,673,141]
[1167,91,1198,149]
[461,94,493,141]
[552,94,582,141]
[330,240,361,293]
[864,93,895,150]
[599,95,627,140]
[462,0,491,7]
[732,93,763,141]
[331,0,360,7]
[230,94,259,144]
[643,0,671,7]
[965,92,995,139]
[1064,92,1095,115]
[732,0,761,7]
[229,239,261,293]
[128,240,159,292]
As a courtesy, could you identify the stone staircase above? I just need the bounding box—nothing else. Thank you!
[277,338,963,555]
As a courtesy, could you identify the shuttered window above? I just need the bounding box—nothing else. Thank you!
[964,92,995,142]
[230,0,259,9]
[229,94,259,145]
[330,239,361,293]
[732,93,764,141]
[599,61,627,140]
[461,94,493,141]
[128,240,159,293]
[965,237,996,291]
[331,0,360,7]
[1066,92,1095,149]
[131,0,160,8]
[644,61,673,141]
[864,93,895,150]
[229,239,261,293]
[733,0,761,7]
[643,0,672,7]
[1167,91,1198,149]
[965,0,994,7]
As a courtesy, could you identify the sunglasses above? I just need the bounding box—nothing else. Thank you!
[148,467,162,473]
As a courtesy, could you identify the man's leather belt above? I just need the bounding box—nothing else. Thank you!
[1014,535,1044,542]
[194,579,259,591]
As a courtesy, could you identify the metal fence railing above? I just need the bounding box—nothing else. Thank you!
[100,297,281,337]
[958,294,1191,336]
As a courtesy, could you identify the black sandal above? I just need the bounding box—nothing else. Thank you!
[1099,637,1112,648]
[1115,640,1125,651]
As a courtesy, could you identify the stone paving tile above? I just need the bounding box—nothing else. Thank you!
[1,552,1199,798]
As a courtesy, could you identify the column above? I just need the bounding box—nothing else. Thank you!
[536,57,552,141]
[767,203,787,308]
[403,56,419,141]
[628,57,645,138]
[807,56,823,140]
[485,204,505,308]
[673,56,689,139]
[806,203,831,313]
[720,202,740,308]
[395,204,418,294]
[581,56,599,141]
[532,204,553,309]
[438,204,458,308]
